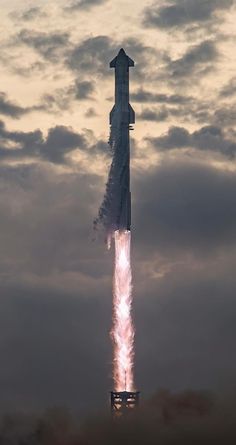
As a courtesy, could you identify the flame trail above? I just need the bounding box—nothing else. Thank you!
[111,230,134,391]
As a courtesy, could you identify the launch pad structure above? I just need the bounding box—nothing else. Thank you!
[111,391,140,416]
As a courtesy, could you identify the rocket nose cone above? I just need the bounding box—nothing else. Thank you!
[110,48,135,68]
[118,48,126,56]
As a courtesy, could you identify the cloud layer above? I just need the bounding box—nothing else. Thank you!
[143,0,234,30]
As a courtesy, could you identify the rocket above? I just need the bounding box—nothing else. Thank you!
[109,48,135,232]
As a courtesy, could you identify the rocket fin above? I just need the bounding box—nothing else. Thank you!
[110,56,118,68]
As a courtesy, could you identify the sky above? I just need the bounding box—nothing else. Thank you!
[0,0,236,419]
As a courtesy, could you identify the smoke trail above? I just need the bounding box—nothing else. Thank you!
[94,110,127,237]
[112,230,134,391]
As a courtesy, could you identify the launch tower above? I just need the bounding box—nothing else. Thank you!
[111,391,140,416]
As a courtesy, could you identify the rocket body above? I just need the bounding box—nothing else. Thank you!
[109,48,135,231]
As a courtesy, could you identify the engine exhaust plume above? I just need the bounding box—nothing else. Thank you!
[112,230,134,392]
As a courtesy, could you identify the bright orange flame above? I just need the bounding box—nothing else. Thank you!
[111,230,135,392]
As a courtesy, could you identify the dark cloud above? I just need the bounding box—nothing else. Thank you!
[39,81,96,114]
[0,161,112,415]
[10,6,46,21]
[130,88,222,125]
[137,103,208,123]
[0,153,235,415]
[0,121,86,164]
[0,92,29,118]
[10,61,47,78]
[15,29,70,62]
[147,125,236,158]
[137,104,209,124]
[0,287,111,416]
[135,94,236,128]
[91,140,108,155]
[85,107,98,117]
[131,90,215,125]
[18,80,97,117]
[0,158,236,415]
[10,32,155,80]
[66,0,108,11]
[66,35,156,79]
[212,105,236,128]
[66,35,121,74]
[73,80,95,100]
[0,92,47,119]
[142,0,234,29]
[138,107,169,121]
[0,162,105,278]
[149,126,190,148]
[167,40,218,79]
[219,77,236,98]
[133,159,236,255]
[131,89,192,104]
[39,91,70,114]
[43,126,86,162]
[149,40,219,88]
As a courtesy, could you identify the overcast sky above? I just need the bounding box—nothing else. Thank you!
[0,0,236,418]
